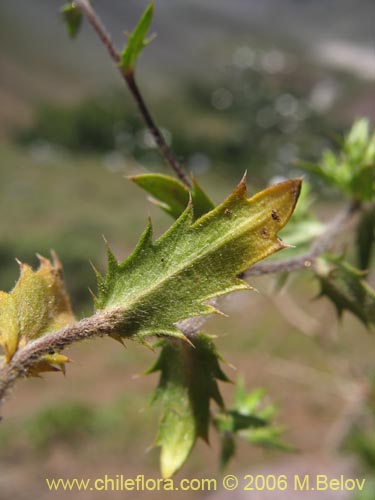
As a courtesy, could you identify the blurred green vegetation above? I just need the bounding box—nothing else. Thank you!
[0,143,176,315]
[15,67,339,184]
[16,94,140,155]
[346,375,375,500]
[344,376,375,473]
[0,394,158,456]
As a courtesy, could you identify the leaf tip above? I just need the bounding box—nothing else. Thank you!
[14,257,23,269]
[211,306,229,318]
[50,249,63,272]
[237,171,248,196]
[102,237,118,271]
[109,333,127,347]
[89,259,99,274]
[171,330,195,348]
[160,450,184,479]
[87,287,97,301]
[291,177,303,202]
[36,253,49,266]
[278,238,295,250]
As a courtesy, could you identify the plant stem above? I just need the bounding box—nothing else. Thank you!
[74,0,191,187]
[0,303,208,405]
[124,73,190,186]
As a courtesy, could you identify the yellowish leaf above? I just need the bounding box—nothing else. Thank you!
[0,253,75,373]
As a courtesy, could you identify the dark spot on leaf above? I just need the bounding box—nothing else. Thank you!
[271,209,281,222]
[260,228,269,239]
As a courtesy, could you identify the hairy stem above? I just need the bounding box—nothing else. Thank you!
[124,73,190,186]
[74,0,191,187]
[0,304,207,405]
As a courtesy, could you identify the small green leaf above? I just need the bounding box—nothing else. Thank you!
[130,173,214,220]
[213,378,291,469]
[300,119,375,202]
[356,206,375,270]
[315,255,375,328]
[148,333,229,478]
[94,177,301,342]
[61,3,83,39]
[120,2,154,72]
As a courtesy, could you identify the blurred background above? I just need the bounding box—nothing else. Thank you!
[0,1,374,499]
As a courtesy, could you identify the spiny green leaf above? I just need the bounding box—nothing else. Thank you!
[0,254,74,371]
[130,173,214,220]
[120,2,154,72]
[315,254,375,328]
[147,333,228,478]
[219,432,236,471]
[300,118,375,202]
[356,206,375,270]
[214,377,291,469]
[94,177,301,342]
[61,3,83,39]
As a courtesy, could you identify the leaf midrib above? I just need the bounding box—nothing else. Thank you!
[109,210,273,312]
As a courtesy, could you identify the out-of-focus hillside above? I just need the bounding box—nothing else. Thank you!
[0,0,374,136]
